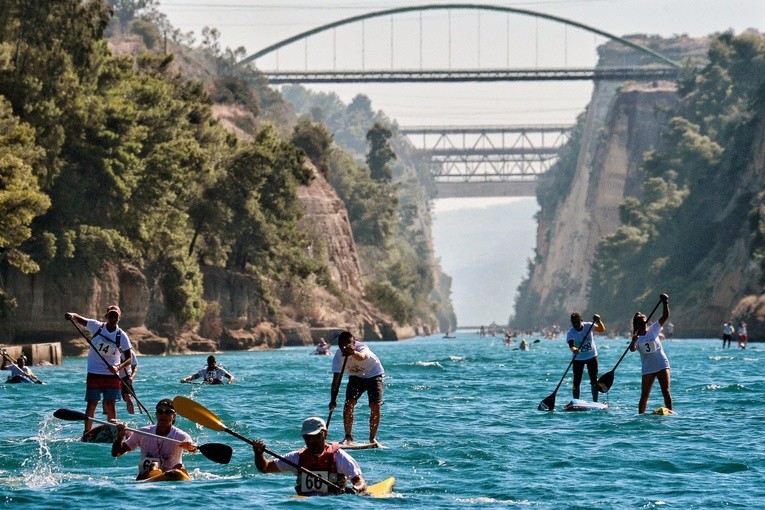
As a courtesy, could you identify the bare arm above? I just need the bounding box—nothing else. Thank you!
[64,312,87,327]
[658,294,670,326]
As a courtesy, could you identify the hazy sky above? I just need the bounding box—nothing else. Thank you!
[155,1,762,326]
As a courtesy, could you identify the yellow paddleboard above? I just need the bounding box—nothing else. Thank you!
[652,407,677,416]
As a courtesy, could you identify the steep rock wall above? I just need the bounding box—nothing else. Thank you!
[527,83,680,324]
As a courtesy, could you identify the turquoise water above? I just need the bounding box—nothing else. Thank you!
[1,333,763,509]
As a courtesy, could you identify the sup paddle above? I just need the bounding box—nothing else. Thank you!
[596,297,663,394]
[326,354,348,430]
[538,315,599,411]
[1,349,44,384]
[68,318,153,422]
[53,408,232,464]
[172,395,347,493]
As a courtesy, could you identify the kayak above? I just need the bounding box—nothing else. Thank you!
[367,477,395,497]
[138,468,191,483]
[6,374,34,384]
[294,477,395,498]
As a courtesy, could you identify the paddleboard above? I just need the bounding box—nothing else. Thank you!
[138,467,191,483]
[651,406,677,416]
[82,424,118,443]
[562,399,609,412]
[338,441,385,450]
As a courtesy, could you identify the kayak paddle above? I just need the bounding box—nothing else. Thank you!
[172,395,346,493]
[538,316,598,411]
[53,408,232,464]
[597,297,663,393]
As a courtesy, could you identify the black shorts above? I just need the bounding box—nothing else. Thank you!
[345,375,384,404]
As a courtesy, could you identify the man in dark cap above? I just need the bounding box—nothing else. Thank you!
[181,355,235,384]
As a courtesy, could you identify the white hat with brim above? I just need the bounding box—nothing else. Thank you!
[301,416,327,436]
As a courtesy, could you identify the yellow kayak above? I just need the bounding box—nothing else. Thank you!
[138,467,192,483]
[366,477,395,498]
[293,477,395,498]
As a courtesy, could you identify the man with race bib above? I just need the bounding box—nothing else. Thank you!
[65,305,133,436]
[566,312,606,402]
[629,293,672,414]
[111,398,197,480]
[252,416,367,496]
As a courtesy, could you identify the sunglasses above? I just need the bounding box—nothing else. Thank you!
[156,408,174,415]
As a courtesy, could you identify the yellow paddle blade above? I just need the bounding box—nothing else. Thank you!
[173,396,226,431]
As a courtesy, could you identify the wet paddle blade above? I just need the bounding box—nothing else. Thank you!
[597,371,614,393]
[538,392,556,411]
[173,396,227,431]
[54,408,89,422]
[198,443,233,464]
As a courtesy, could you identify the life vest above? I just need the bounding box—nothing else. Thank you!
[294,443,345,495]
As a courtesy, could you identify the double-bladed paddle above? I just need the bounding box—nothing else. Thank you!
[596,298,663,394]
[538,316,598,411]
[53,408,232,464]
[172,395,347,493]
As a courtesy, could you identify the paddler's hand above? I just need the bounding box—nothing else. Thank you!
[341,344,354,356]
[343,486,358,495]
[252,439,267,455]
[570,346,579,354]
[660,293,669,303]
[329,400,337,411]
[180,441,197,453]
[108,364,119,374]
[64,312,73,321]
[115,422,128,440]
[593,314,601,324]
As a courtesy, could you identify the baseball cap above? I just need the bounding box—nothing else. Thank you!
[156,398,175,410]
[301,417,327,436]
[105,305,122,318]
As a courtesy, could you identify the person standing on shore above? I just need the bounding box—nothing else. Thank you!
[65,305,133,435]
[566,312,606,402]
[630,293,672,414]
[329,331,385,445]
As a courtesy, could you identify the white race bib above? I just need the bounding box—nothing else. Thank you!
[140,456,161,473]
[639,339,659,354]
[299,471,335,494]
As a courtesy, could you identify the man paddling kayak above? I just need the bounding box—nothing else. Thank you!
[1,350,40,383]
[252,416,367,496]
[180,355,235,384]
[111,399,197,480]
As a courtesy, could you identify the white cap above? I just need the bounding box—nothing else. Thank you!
[301,417,327,436]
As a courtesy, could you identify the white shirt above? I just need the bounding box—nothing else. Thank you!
[566,322,598,361]
[85,320,132,375]
[332,342,384,378]
[636,321,670,375]
[124,425,192,472]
